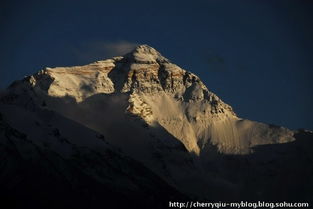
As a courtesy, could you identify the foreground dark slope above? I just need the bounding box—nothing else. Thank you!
[1,45,313,208]
[0,109,185,209]
[198,129,313,202]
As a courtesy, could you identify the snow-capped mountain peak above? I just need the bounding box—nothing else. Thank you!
[1,45,312,206]
[5,45,294,156]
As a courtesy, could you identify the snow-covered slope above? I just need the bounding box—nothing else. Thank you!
[1,45,312,204]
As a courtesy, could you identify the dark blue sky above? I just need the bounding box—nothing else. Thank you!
[1,0,312,130]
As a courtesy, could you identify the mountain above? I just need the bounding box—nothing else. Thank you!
[1,45,312,208]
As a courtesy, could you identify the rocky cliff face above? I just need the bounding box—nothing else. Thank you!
[1,45,312,206]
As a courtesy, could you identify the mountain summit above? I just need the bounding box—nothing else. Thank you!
[125,44,169,63]
[1,45,312,208]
